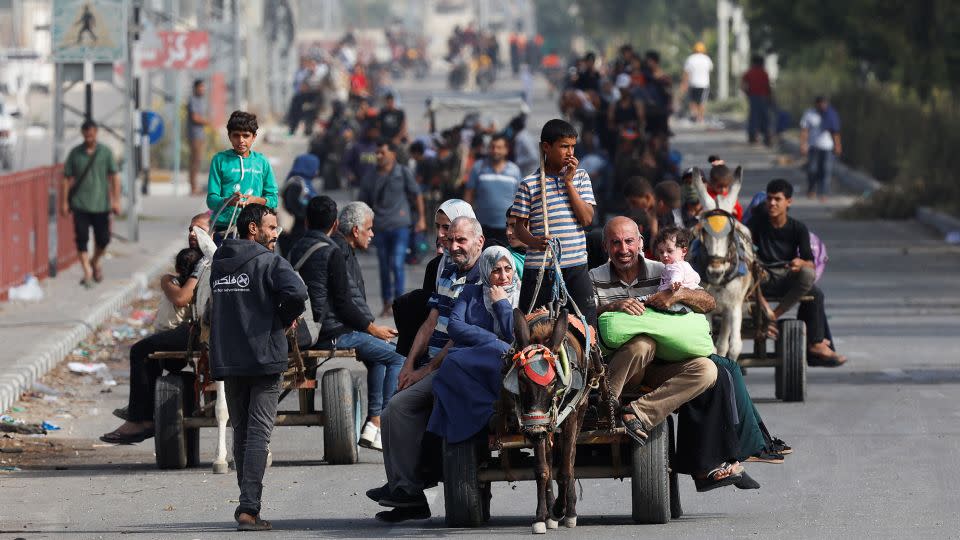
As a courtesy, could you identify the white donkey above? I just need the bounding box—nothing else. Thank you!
[691,167,756,361]
[191,226,232,474]
[192,226,275,474]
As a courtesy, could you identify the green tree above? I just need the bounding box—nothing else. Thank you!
[744,0,960,99]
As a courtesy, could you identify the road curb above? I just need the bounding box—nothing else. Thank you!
[0,237,184,414]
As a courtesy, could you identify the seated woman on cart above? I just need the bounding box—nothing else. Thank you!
[427,245,521,444]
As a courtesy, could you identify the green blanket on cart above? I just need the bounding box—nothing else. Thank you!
[598,309,714,362]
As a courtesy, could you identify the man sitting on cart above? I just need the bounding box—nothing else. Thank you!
[288,197,405,452]
[591,217,744,488]
[99,212,210,445]
[368,216,485,523]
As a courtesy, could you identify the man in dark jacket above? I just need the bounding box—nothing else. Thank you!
[210,203,307,531]
[289,197,403,452]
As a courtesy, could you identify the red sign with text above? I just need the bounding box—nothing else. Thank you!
[140,31,210,70]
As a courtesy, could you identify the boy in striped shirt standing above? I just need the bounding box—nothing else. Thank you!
[510,119,598,324]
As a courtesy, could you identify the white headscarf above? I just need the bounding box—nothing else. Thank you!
[478,245,521,336]
[435,199,477,288]
[437,198,476,222]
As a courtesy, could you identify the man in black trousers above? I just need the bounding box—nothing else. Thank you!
[210,204,308,531]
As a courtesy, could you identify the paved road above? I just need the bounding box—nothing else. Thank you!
[2,71,960,539]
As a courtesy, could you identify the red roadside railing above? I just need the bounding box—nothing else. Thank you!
[0,165,78,300]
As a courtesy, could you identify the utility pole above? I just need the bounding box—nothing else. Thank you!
[717,0,731,100]
[231,0,243,110]
[126,0,141,241]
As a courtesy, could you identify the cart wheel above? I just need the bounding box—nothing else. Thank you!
[443,437,486,527]
[180,372,200,467]
[321,368,358,464]
[778,319,807,402]
[351,372,367,442]
[667,416,682,519]
[155,374,194,469]
[631,421,671,524]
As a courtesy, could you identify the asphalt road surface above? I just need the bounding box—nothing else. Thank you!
[2,71,959,539]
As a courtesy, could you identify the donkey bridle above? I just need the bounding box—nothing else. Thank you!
[698,209,742,287]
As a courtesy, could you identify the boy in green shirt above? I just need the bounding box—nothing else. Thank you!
[206,111,279,236]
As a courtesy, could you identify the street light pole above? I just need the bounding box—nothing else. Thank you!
[717,0,731,100]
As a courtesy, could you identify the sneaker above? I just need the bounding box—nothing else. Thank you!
[359,421,380,450]
[379,489,428,508]
[370,430,382,451]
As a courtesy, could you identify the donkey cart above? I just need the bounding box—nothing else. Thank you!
[148,347,364,471]
[714,289,809,403]
[442,414,682,527]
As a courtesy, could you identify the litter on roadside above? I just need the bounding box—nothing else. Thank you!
[7,275,44,301]
[66,362,116,386]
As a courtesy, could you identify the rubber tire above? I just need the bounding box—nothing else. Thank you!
[179,372,200,467]
[778,319,807,402]
[443,438,486,527]
[631,421,671,524]
[351,372,367,442]
[321,368,358,464]
[154,374,193,469]
[667,416,683,519]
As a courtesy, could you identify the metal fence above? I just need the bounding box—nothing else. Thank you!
[0,165,77,300]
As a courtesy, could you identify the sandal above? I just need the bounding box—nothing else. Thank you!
[694,462,743,492]
[746,450,785,464]
[769,437,793,455]
[99,428,154,444]
[620,405,650,447]
[92,265,104,283]
[808,351,847,367]
[236,512,272,531]
[79,278,95,289]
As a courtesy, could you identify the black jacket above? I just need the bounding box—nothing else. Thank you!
[288,230,373,342]
[210,238,307,378]
[332,233,376,324]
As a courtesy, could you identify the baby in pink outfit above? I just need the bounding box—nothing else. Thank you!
[655,227,701,292]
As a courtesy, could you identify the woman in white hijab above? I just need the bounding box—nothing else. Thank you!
[423,198,477,291]
[426,245,520,444]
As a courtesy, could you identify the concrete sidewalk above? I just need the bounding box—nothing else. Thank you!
[0,194,211,413]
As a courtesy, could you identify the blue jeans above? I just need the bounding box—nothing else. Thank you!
[374,227,410,303]
[747,95,771,143]
[807,148,834,196]
[335,331,404,417]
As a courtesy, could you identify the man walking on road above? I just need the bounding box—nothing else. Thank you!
[210,204,308,531]
[741,55,772,146]
[463,134,522,246]
[61,120,120,288]
[682,42,714,124]
[186,79,209,195]
[800,96,842,201]
[359,140,426,317]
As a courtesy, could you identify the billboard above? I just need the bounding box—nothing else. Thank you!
[52,0,126,63]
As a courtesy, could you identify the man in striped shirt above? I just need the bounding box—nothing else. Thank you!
[510,119,597,324]
[373,216,484,522]
[590,217,717,445]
